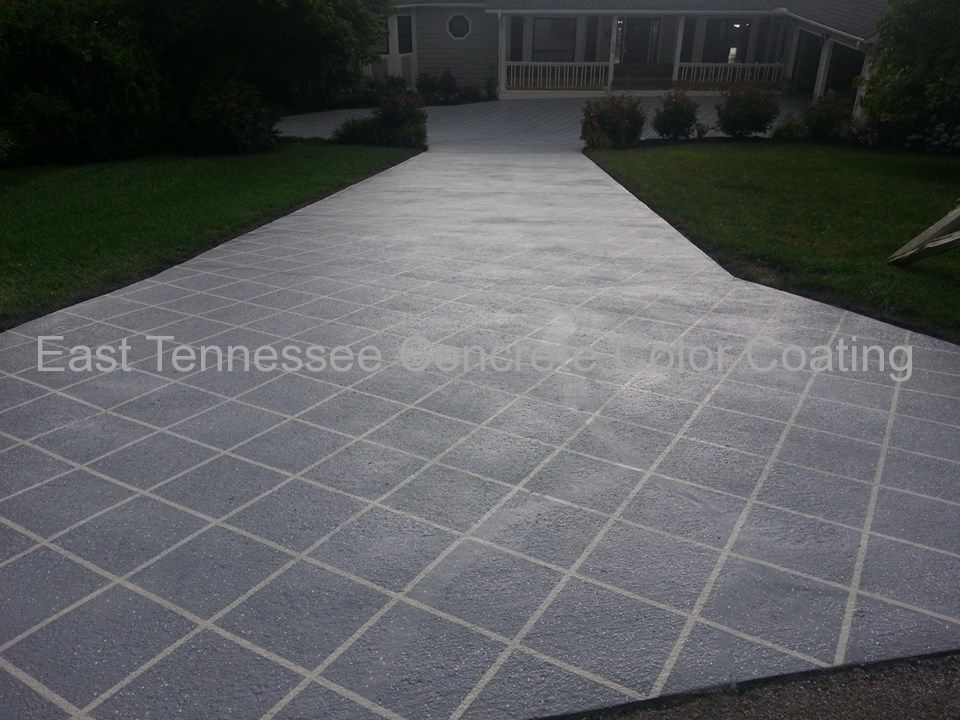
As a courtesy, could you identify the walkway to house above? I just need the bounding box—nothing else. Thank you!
[1,100,958,720]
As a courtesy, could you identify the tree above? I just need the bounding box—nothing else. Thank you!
[861,0,960,144]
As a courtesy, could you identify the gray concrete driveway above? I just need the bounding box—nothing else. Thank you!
[1,100,959,720]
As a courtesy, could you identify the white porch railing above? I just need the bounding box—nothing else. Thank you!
[677,62,784,86]
[506,62,610,90]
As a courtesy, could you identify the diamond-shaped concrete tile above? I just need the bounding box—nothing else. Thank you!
[708,380,801,422]
[324,603,503,719]
[61,370,168,409]
[272,682,384,720]
[0,394,96,440]
[701,557,848,662]
[219,562,384,668]
[386,465,506,531]
[0,547,106,644]
[440,428,553,484]
[758,463,871,526]
[0,375,51,408]
[410,541,561,636]
[860,536,960,618]
[238,374,338,415]
[115,384,220,427]
[685,406,785,456]
[733,504,862,584]
[526,451,642,513]
[302,390,403,436]
[778,426,880,481]
[527,373,618,413]
[4,587,193,706]
[89,432,215,489]
[34,413,151,464]
[58,496,205,574]
[475,492,606,568]
[881,448,960,504]
[623,474,744,545]
[157,456,285,518]
[460,651,633,720]
[416,380,514,424]
[0,470,131,538]
[795,397,890,443]
[94,630,300,720]
[844,595,960,664]
[234,421,347,473]
[0,444,72,497]
[0,668,70,720]
[369,409,474,458]
[568,417,673,471]
[582,523,719,610]
[525,579,684,694]
[132,526,287,618]
[312,507,454,591]
[657,438,765,495]
[890,414,960,464]
[355,367,448,405]
[231,480,364,551]
[171,402,279,450]
[0,524,34,561]
[663,623,814,694]
[488,396,589,446]
[306,441,424,499]
[600,387,699,434]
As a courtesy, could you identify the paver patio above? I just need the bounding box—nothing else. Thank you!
[1,100,959,720]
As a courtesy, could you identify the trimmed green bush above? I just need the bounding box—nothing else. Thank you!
[334,117,386,145]
[803,96,854,142]
[185,79,278,154]
[581,95,646,150]
[334,93,427,149]
[716,87,779,137]
[416,70,483,105]
[653,91,700,140]
[772,113,808,142]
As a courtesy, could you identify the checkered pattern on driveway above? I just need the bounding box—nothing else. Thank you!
[1,103,959,720]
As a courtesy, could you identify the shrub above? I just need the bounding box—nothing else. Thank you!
[772,113,807,142]
[333,116,385,145]
[0,127,15,165]
[653,91,700,140]
[184,79,278,154]
[334,93,427,149]
[695,122,710,139]
[581,95,646,150]
[905,123,960,155]
[375,92,427,130]
[715,87,779,137]
[803,96,854,142]
[416,70,482,105]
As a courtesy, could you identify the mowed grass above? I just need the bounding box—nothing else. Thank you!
[0,139,417,328]
[588,143,960,343]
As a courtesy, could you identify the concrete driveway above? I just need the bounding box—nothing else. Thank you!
[1,100,959,720]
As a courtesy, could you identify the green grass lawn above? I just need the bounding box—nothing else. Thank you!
[0,139,416,329]
[588,143,960,343]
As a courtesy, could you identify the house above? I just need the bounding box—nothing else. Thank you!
[373,0,888,100]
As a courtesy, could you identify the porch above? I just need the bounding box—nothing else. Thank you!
[495,13,863,97]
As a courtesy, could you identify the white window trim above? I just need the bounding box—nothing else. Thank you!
[447,13,471,40]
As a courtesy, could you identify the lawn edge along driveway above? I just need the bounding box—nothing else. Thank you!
[587,142,960,344]
[0,139,418,330]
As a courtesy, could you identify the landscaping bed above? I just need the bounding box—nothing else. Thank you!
[0,139,417,328]
[588,142,960,343]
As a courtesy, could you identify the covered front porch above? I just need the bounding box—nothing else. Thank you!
[494,12,865,98]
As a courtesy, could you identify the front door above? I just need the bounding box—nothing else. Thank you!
[615,17,669,87]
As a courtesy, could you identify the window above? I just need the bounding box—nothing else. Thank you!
[397,15,413,54]
[509,16,524,61]
[376,17,389,55]
[448,14,470,39]
[532,18,576,62]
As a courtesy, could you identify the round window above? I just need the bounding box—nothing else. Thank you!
[448,14,470,39]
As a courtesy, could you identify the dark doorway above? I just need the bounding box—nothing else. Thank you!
[703,18,751,63]
[614,17,670,87]
[826,43,866,97]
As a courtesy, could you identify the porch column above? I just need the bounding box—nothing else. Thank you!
[745,17,761,62]
[386,14,401,77]
[575,16,587,62]
[497,13,507,95]
[691,17,707,63]
[853,54,872,121]
[522,16,534,62]
[783,25,800,80]
[672,15,686,81]
[606,15,618,91]
[409,9,419,80]
[813,37,834,99]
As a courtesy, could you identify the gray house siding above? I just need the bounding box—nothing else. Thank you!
[415,7,499,89]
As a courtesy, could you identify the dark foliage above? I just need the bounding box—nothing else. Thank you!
[581,95,646,150]
[652,91,700,140]
[803,96,854,142]
[715,87,780,137]
[334,93,427,148]
[415,70,484,105]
